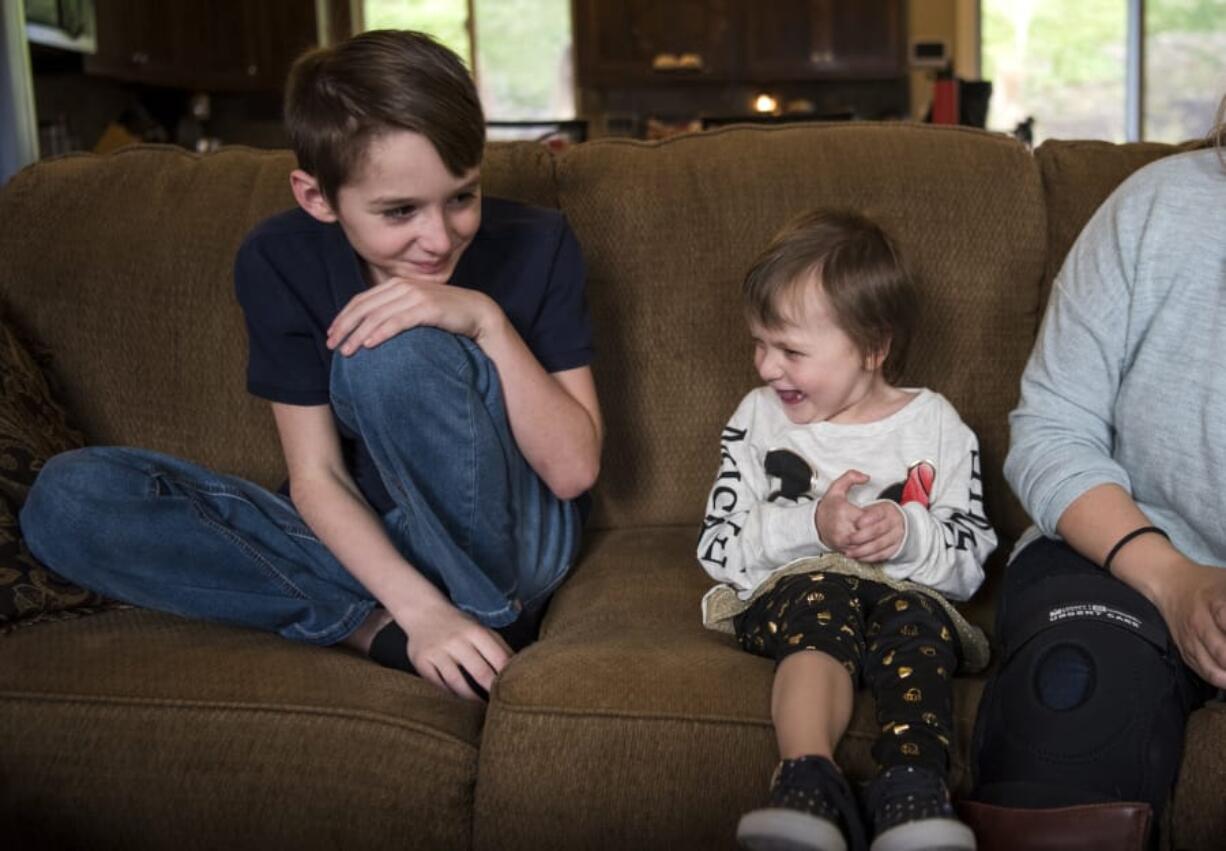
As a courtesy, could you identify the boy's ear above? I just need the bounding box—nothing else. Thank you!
[290,169,339,224]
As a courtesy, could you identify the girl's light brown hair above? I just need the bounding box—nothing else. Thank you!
[285,30,484,206]
[743,209,918,384]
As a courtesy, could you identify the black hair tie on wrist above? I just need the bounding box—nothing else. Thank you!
[1103,525,1170,572]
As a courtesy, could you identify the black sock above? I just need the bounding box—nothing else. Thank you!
[495,602,546,652]
[369,621,415,673]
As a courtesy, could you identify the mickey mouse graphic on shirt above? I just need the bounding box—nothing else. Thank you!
[765,448,936,510]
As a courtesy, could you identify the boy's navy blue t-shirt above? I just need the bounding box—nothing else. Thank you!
[234,196,593,515]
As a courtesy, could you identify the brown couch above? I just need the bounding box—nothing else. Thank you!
[1,123,1221,850]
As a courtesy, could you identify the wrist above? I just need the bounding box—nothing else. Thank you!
[1102,526,1169,573]
[813,500,831,548]
[1109,535,1190,609]
[386,575,450,625]
[884,501,910,562]
[472,297,509,347]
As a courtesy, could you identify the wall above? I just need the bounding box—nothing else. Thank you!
[907,0,979,120]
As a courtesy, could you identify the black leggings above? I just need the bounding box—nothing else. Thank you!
[735,571,961,776]
[969,537,1214,818]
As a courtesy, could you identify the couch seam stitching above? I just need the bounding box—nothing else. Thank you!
[0,690,479,753]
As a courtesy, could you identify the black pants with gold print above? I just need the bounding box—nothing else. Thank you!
[734,571,961,778]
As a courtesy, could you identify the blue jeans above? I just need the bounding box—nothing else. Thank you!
[20,328,581,645]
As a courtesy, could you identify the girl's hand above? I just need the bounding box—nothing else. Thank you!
[817,470,904,563]
[816,470,870,551]
[842,501,906,563]
[327,278,499,355]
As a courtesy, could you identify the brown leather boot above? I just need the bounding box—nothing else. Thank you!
[956,800,1152,851]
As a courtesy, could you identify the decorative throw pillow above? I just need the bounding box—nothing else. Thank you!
[0,318,113,633]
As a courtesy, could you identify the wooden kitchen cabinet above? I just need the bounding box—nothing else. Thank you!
[246,0,322,91]
[86,0,318,92]
[744,0,904,80]
[572,0,739,84]
[825,0,905,77]
[87,0,193,86]
[574,0,905,85]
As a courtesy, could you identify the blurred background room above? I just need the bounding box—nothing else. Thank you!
[3,0,1225,184]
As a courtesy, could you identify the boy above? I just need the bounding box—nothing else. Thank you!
[21,30,602,703]
[697,210,995,851]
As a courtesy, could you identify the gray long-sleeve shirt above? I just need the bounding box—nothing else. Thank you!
[1007,148,1226,566]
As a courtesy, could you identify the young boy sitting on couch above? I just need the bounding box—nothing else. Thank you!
[22,29,603,703]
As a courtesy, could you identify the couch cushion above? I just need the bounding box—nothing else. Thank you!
[558,123,1046,543]
[0,608,483,849]
[1034,139,1201,316]
[0,145,299,492]
[473,526,987,851]
[1170,700,1226,850]
[0,319,113,631]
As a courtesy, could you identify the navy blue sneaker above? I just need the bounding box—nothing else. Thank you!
[863,765,975,851]
[738,755,867,851]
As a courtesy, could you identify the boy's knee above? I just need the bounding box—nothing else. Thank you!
[330,328,490,414]
[21,448,103,551]
[24,446,150,516]
[336,327,469,377]
[26,448,92,507]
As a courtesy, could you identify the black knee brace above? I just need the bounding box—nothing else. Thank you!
[970,569,1197,818]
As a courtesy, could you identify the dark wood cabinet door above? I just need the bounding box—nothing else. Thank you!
[244,0,320,92]
[744,0,904,81]
[573,0,738,83]
[744,0,835,79]
[185,0,256,90]
[87,0,185,84]
[86,0,318,92]
[831,0,904,77]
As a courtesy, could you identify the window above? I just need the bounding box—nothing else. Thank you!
[1144,0,1226,141]
[981,0,1226,144]
[360,0,575,125]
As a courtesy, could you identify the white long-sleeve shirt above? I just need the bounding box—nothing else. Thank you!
[697,387,995,601]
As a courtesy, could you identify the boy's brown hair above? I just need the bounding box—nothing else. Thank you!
[743,209,918,384]
[285,30,485,206]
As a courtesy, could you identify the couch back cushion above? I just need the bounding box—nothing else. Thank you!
[560,123,1046,539]
[0,145,292,487]
[1034,138,1204,314]
[0,141,556,491]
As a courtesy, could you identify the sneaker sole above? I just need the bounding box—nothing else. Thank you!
[737,808,848,851]
[869,817,976,851]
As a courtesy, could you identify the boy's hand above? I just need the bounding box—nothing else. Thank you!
[397,598,513,701]
[327,277,499,355]
[816,470,905,563]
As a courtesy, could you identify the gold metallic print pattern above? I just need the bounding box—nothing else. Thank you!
[733,572,961,777]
